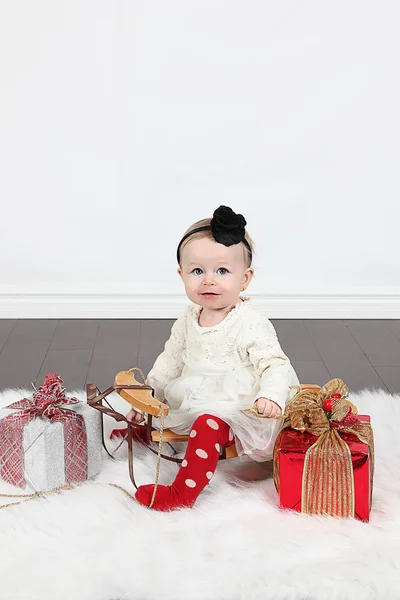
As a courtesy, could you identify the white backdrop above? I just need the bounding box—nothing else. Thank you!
[0,1,399,317]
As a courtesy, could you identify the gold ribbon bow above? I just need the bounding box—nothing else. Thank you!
[273,378,374,518]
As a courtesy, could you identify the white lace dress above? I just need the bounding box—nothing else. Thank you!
[147,299,300,461]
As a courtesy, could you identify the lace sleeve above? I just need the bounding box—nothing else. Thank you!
[146,312,187,403]
[244,313,299,410]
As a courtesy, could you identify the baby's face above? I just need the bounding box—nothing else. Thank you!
[178,237,253,311]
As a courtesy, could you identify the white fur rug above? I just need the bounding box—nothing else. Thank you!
[1,387,400,600]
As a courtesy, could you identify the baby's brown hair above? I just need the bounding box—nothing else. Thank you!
[179,217,254,268]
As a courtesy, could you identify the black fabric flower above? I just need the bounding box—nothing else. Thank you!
[210,205,247,247]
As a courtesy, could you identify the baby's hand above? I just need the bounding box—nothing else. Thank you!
[253,397,282,418]
[126,408,145,424]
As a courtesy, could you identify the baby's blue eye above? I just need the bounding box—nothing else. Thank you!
[217,268,228,275]
[192,268,203,275]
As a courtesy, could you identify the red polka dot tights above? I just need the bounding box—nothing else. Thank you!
[135,414,235,511]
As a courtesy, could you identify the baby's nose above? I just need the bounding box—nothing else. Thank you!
[203,273,216,285]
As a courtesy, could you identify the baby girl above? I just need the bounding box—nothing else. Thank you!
[128,205,299,510]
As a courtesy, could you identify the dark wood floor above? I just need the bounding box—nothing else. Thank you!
[0,319,399,394]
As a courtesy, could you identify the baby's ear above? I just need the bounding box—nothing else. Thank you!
[177,267,183,278]
[243,267,254,285]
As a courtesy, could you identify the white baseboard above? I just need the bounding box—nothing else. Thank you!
[0,291,399,318]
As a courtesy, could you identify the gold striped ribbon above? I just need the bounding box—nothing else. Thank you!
[273,378,374,518]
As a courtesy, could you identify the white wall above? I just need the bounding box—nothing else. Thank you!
[1,1,399,317]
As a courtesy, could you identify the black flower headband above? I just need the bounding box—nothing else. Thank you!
[176,205,252,264]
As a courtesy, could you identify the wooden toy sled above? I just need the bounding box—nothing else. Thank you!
[87,369,321,490]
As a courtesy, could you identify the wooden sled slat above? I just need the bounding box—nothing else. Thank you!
[114,370,169,417]
[151,429,239,458]
[151,430,189,443]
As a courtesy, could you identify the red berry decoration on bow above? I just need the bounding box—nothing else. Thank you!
[323,393,343,414]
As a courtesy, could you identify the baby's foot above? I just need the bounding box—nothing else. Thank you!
[135,484,195,511]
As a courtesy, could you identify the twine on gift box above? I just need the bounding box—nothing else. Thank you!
[0,480,160,511]
[0,482,136,509]
[115,366,166,509]
[108,408,166,510]
[0,484,76,510]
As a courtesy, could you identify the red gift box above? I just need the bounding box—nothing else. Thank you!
[275,415,372,522]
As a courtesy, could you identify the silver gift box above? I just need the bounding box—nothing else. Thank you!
[0,401,102,491]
